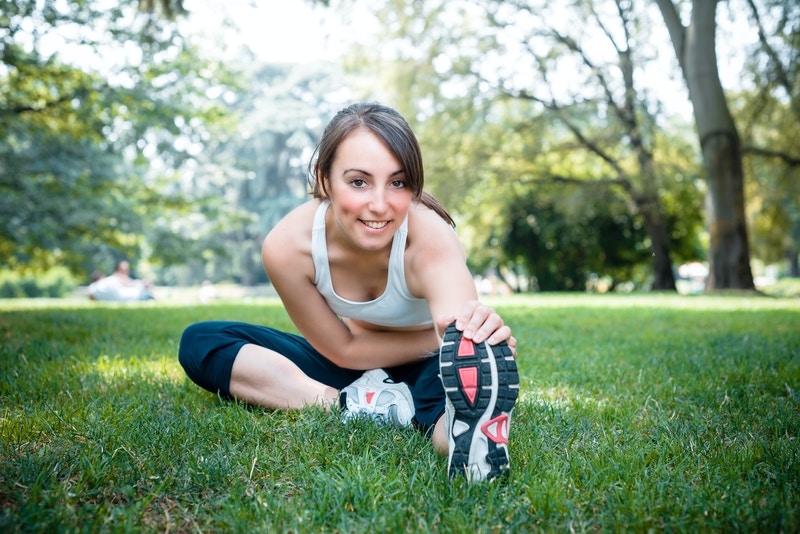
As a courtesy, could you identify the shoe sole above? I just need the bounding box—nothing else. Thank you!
[440,322,519,482]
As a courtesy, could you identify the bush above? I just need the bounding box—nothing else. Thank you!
[762,277,800,298]
[0,267,77,298]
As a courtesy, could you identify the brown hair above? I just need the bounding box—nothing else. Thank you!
[309,102,454,227]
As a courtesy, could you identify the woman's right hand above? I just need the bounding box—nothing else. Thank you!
[438,300,517,358]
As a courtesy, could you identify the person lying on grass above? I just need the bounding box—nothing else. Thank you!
[179,102,519,483]
[88,260,155,302]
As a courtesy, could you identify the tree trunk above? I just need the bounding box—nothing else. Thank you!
[701,131,753,288]
[637,194,677,290]
[656,0,755,290]
[787,247,800,278]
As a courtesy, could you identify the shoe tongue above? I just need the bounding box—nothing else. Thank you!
[376,391,393,406]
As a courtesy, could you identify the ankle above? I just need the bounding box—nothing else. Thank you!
[322,386,341,411]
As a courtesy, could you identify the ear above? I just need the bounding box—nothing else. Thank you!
[315,172,329,198]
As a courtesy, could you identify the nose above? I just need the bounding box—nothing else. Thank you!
[369,187,387,213]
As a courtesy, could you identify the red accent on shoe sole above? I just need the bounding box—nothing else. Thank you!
[365,391,375,405]
[457,337,475,357]
[458,367,478,404]
[481,415,509,444]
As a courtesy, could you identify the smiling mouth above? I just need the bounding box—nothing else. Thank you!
[361,220,389,230]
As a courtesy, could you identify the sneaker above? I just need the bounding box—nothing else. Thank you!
[439,322,519,482]
[339,369,415,428]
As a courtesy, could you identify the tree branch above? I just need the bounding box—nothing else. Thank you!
[6,93,77,115]
[745,0,793,98]
[654,0,686,74]
[743,146,800,167]
[545,173,630,190]
[548,27,627,126]
[510,86,635,184]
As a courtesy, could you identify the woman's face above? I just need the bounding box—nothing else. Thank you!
[323,128,413,253]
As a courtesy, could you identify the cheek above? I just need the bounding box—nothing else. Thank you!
[390,191,414,211]
[331,190,364,213]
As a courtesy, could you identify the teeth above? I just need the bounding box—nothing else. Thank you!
[363,220,388,229]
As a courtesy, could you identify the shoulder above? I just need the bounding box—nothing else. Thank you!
[262,199,321,278]
[404,201,466,297]
[406,201,464,255]
[264,199,320,247]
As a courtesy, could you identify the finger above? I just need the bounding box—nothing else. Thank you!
[463,306,496,341]
[484,324,511,346]
[472,311,504,344]
[454,301,480,331]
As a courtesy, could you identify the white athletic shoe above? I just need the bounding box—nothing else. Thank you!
[339,369,415,428]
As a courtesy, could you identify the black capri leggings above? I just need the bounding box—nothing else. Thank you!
[178,321,446,432]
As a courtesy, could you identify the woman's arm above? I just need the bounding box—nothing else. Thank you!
[406,206,516,354]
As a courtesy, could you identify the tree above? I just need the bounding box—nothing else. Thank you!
[0,0,232,276]
[737,0,800,277]
[655,0,756,290]
[362,0,704,290]
[173,61,352,285]
[497,0,682,290]
[502,182,651,291]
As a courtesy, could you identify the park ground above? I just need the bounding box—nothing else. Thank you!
[0,292,798,532]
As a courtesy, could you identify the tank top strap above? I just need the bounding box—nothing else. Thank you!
[387,215,414,298]
[311,200,332,288]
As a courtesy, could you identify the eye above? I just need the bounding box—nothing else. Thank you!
[350,178,367,188]
[391,179,408,188]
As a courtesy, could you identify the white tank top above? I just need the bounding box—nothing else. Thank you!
[311,200,433,327]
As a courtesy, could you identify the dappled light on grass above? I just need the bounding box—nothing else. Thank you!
[1,294,798,532]
[91,353,185,386]
[524,385,611,413]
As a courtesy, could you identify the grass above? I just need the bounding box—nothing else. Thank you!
[1,293,798,532]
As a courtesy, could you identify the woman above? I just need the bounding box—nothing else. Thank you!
[179,102,519,482]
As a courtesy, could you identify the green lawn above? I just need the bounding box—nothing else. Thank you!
[1,294,798,532]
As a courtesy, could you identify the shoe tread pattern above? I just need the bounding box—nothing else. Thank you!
[440,323,519,481]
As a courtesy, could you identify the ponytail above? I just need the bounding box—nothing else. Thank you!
[419,192,455,228]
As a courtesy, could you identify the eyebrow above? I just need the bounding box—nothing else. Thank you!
[343,168,405,177]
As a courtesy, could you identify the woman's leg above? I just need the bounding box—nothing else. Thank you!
[229,343,339,409]
[178,321,362,408]
[431,416,448,455]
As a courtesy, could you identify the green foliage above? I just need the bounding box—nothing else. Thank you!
[363,0,706,290]
[733,0,799,270]
[158,61,352,286]
[761,278,800,298]
[0,295,798,531]
[501,183,651,291]
[735,84,800,269]
[0,267,76,298]
[0,0,239,277]
[0,128,141,270]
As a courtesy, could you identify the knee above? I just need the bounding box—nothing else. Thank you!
[178,321,216,371]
